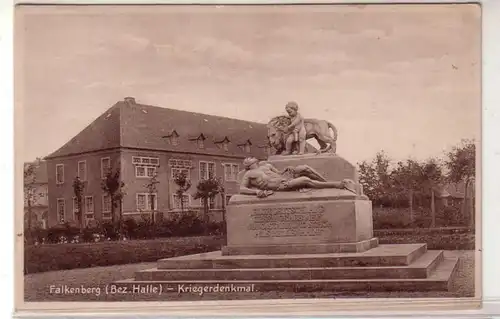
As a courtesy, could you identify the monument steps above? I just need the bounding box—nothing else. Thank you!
[158,244,428,269]
[134,249,445,282]
[119,257,459,292]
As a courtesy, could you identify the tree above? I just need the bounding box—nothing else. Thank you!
[72,176,85,231]
[419,158,444,227]
[173,171,192,213]
[358,151,393,206]
[24,159,42,241]
[144,174,160,225]
[445,139,476,226]
[193,177,223,228]
[101,168,126,232]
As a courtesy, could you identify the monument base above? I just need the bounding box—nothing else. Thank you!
[221,238,378,255]
[118,243,459,293]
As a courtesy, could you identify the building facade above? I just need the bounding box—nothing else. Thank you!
[44,97,273,227]
[24,160,49,229]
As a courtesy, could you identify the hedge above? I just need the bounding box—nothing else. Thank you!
[24,236,223,274]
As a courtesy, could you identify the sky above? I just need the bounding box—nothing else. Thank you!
[17,4,481,165]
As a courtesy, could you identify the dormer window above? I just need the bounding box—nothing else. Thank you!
[198,138,205,149]
[162,130,180,146]
[188,134,206,149]
[214,136,230,152]
[238,140,252,153]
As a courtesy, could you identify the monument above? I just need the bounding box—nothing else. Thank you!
[120,102,459,294]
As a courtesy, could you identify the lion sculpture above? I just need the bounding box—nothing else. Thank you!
[267,115,338,155]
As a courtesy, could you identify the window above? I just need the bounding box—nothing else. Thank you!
[197,138,204,149]
[169,159,192,168]
[223,141,229,151]
[146,167,156,178]
[209,197,215,210]
[172,168,190,179]
[199,161,216,180]
[136,166,146,177]
[172,194,190,209]
[57,199,65,223]
[136,193,157,211]
[136,194,147,211]
[171,135,179,146]
[245,144,251,153]
[133,156,159,178]
[225,194,232,205]
[77,160,87,181]
[223,164,239,181]
[85,196,94,218]
[101,157,111,179]
[72,197,79,213]
[56,164,64,184]
[102,194,111,219]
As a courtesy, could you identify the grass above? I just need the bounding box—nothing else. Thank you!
[24,250,475,302]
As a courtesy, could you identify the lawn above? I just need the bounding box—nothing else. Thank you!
[24,250,475,302]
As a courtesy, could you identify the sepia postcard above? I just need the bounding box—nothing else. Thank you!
[15,2,482,315]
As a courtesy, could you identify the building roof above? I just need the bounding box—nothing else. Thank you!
[45,97,273,159]
[24,160,48,184]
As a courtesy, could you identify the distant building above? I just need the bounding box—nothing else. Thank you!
[24,160,49,229]
[44,97,275,227]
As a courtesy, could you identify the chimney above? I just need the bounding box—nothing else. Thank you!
[124,97,136,105]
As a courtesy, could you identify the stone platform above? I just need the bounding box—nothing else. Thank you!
[119,243,458,292]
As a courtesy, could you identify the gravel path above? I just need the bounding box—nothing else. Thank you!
[24,250,475,302]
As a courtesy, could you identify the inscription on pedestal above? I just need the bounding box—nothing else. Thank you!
[247,205,332,238]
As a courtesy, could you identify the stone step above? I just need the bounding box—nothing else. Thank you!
[136,250,443,281]
[121,257,459,293]
[158,244,427,269]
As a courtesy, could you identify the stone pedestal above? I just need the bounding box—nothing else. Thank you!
[223,190,375,255]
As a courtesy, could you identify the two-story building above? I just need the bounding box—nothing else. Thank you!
[24,160,49,229]
[44,97,273,227]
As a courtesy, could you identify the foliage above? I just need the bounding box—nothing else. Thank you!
[24,159,43,237]
[101,168,126,226]
[358,152,444,209]
[24,236,223,274]
[72,176,85,230]
[193,177,224,225]
[445,139,476,184]
[173,170,192,213]
[144,173,160,225]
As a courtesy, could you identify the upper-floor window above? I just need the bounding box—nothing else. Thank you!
[133,156,159,179]
[197,138,205,149]
[171,135,179,146]
[101,157,111,179]
[56,164,64,184]
[223,141,229,151]
[199,161,215,180]
[57,198,65,223]
[223,164,239,181]
[244,144,251,153]
[77,160,87,181]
